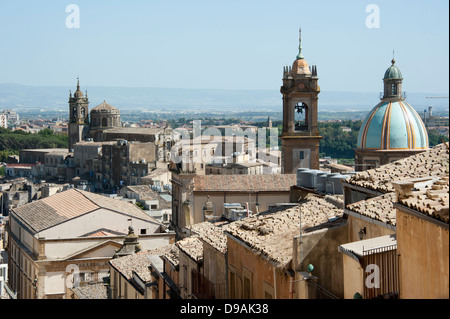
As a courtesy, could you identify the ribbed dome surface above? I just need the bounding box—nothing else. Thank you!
[357,101,428,150]
[384,60,403,79]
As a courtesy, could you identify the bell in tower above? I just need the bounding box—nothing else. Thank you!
[280,29,322,174]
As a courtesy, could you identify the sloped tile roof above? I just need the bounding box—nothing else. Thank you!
[346,192,397,226]
[12,188,160,234]
[345,143,449,193]
[193,174,296,192]
[224,195,344,268]
[161,243,179,267]
[397,175,449,223]
[109,245,174,281]
[71,282,108,299]
[187,221,228,254]
[176,237,204,262]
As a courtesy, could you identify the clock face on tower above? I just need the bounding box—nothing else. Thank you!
[299,83,305,89]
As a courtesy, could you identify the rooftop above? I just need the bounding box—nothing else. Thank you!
[346,192,397,226]
[91,100,119,113]
[339,234,397,260]
[109,244,174,281]
[224,195,344,268]
[176,237,204,262]
[121,185,161,201]
[193,174,296,192]
[345,143,449,193]
[187,221,228,254]
[394,175,449,224]
[70,282,108,299]
[103,127,163,135]
[160,243,179,268]
[12,188,161,234]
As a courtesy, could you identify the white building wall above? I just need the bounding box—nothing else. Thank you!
[44,271,65,295]
[38,208,161,239]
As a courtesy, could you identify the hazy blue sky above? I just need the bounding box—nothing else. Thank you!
[0,0,448,94]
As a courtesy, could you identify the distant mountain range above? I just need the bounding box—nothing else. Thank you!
[0,83,448,114]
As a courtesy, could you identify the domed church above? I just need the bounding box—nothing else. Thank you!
[89,100,121,141]
[354,59,429,171]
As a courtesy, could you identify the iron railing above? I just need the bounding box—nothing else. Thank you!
[362,244,399,299]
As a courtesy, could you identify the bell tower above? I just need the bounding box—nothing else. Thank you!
[68,78,90,151]
[280,29,322,174]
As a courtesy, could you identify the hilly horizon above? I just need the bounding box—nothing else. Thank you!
[0,83,448,115]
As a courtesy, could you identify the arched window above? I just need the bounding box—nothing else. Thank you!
[295,102,308,131]
[102,118,107,127]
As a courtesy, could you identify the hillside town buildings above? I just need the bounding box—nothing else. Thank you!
[0,29,448,301]
[5,188,173,299]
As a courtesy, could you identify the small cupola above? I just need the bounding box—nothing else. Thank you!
[382,58,404,101]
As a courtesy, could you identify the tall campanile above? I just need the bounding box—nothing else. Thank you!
[280,29,322,174]
[68,78,89,151]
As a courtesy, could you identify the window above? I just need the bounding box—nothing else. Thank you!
[263,281,274,299]
[242,267,253,299]
[391,83,397,95]
[183,266,188,293]
[140,229,147,235]
[300,151,304,160]
[229,270,237,298]
[79,272,92,283]
[228,265,241,298]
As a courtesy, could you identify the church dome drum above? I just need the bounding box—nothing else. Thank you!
[90,100,121,129]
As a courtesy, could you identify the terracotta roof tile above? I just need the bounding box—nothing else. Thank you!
[187,221,228,254]
[346,192,397,226]
[12,188,161,234]
[397,175,449,223]
[346,143,449,193]
[193,174,296,192]
[224,195,343,268]
[71,282,108,299]
[176,237,204,262]
[161,243,179,267]
[109,245,174,281]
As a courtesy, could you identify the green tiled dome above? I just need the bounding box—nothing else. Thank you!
[357,101,428,150]
[384,59,403,79]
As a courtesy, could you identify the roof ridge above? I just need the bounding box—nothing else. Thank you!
[71,188,101,207]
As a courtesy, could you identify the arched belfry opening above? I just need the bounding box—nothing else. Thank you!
[294,102,308,131]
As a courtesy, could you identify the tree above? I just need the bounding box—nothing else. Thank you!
[427,129,449,147]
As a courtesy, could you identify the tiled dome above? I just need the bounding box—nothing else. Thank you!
[357,100,428,150]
